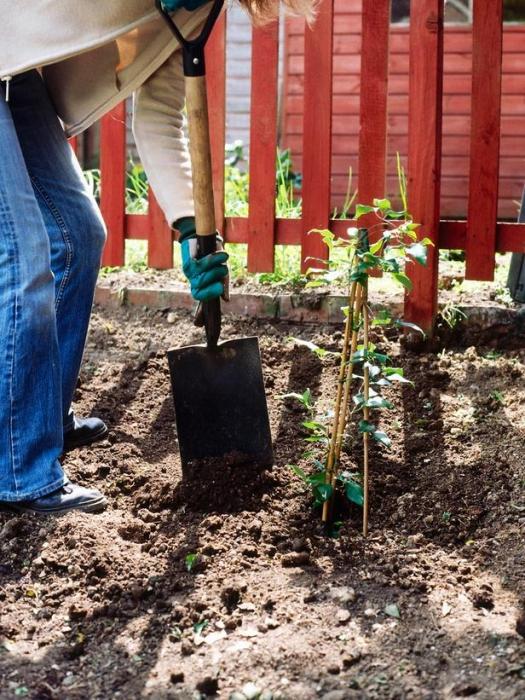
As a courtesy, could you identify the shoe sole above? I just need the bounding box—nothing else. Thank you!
[62,425,109,453]
[0,497,108,516]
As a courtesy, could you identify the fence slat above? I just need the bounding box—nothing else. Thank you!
[465,0,503,281]
[148,191,173,268]
[101,103,127,267]
[357,0,390,234]
[247,22,279,272]
[404,0,444,334]
[301,0,334,272]
[206,13,227,234]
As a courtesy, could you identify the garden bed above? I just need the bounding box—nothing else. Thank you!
[1,305,524,699]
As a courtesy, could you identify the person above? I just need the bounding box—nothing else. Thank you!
[0,0,316,516]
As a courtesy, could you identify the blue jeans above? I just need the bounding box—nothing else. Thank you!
[0,71,106,501]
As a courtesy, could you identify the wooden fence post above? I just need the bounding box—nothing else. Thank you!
[301,0,334,272]
[101,103,127,267]
[404,0,444,335]
[357,0,391,240]
[465,0,503,281]
[148,191,173,269]
[247,21,280,272]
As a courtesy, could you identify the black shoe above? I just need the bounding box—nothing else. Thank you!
[1,483,107,515]
[63,416,108,452]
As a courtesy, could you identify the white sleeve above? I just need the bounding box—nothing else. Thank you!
[132,49,194,227]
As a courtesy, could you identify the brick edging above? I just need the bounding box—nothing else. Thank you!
[94,285,524,335]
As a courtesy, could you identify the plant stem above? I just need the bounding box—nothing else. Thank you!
[362,279,370,537]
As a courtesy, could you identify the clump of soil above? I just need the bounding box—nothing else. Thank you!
[1,305,524,699]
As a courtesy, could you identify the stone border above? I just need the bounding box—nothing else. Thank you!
[94,285,525,339]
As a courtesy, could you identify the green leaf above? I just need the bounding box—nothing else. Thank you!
[372,309,392,326]
[373,198,392,211]
[365,396,394,410]
[369,239,384,255]
[185,553,199,572]
[395,319,426,336]
[308,471,327,485]
[355,204,375,219]
[373,431,392,448]
[345,480,364,507]
[392,272,413,291]
[313,483,333,503]
[289,337,331,358]
[193,620,209,635]
[384,603,400,619]
[290,464,308,482]
[358,420,377,434]
[407,242,428,266]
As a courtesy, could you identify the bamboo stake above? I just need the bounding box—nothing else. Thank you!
[322,280,357,523]
[323,285,364,523]
[362,280,370,537]
[333,286,364,467]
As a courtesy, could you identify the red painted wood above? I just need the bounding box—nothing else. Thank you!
[206,13,226,234]
[301,0,333,272]
[148,190,173,269]
[439,221,525,254]
[68,136,79,157]
[247,22,279,272]
[126,214,150,240]
[404,0,444,335]
[357,0,390,244]
[465,0,503,281]
[100,103,127,267]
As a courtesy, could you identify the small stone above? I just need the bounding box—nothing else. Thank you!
[242,682,262,699]
[170,671,185,684]
[62,675,76,687]
[328,586,356,605]
[291,538,307,552]
[281,552,311,568]
[238,603,256,613]
[265,617,279,629]
[336,609,351,625]
[181,640,193,656]
[342,652,361,668]
[167,312,177,324]
[326,664,340,675]
[229,693,247,700]
[364,608,376,618]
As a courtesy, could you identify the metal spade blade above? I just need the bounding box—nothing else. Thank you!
[168,336,273,477]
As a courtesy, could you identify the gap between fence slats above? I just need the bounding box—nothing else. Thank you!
[101,103,127,267]
[247,21,279,272]
[465,0,503,281]
[404,0,444,335]
[357,0,391,255]
[300,0,334,272]
[206,13,227,233]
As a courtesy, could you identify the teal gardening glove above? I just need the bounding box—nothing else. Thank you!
[176,217,229,303]
[160,0,209,10]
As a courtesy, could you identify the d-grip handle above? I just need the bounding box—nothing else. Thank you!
[156,0,224,347]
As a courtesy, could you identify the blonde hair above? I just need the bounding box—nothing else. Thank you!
[236,0,318,24]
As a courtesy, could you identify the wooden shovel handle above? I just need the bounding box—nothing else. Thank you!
[185,75,216,238]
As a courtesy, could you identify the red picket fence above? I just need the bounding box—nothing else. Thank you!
[97,0,525,334]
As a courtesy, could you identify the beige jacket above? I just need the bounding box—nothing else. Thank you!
[0,1,214,224]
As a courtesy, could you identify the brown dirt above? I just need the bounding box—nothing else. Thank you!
[1,305,525,700]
